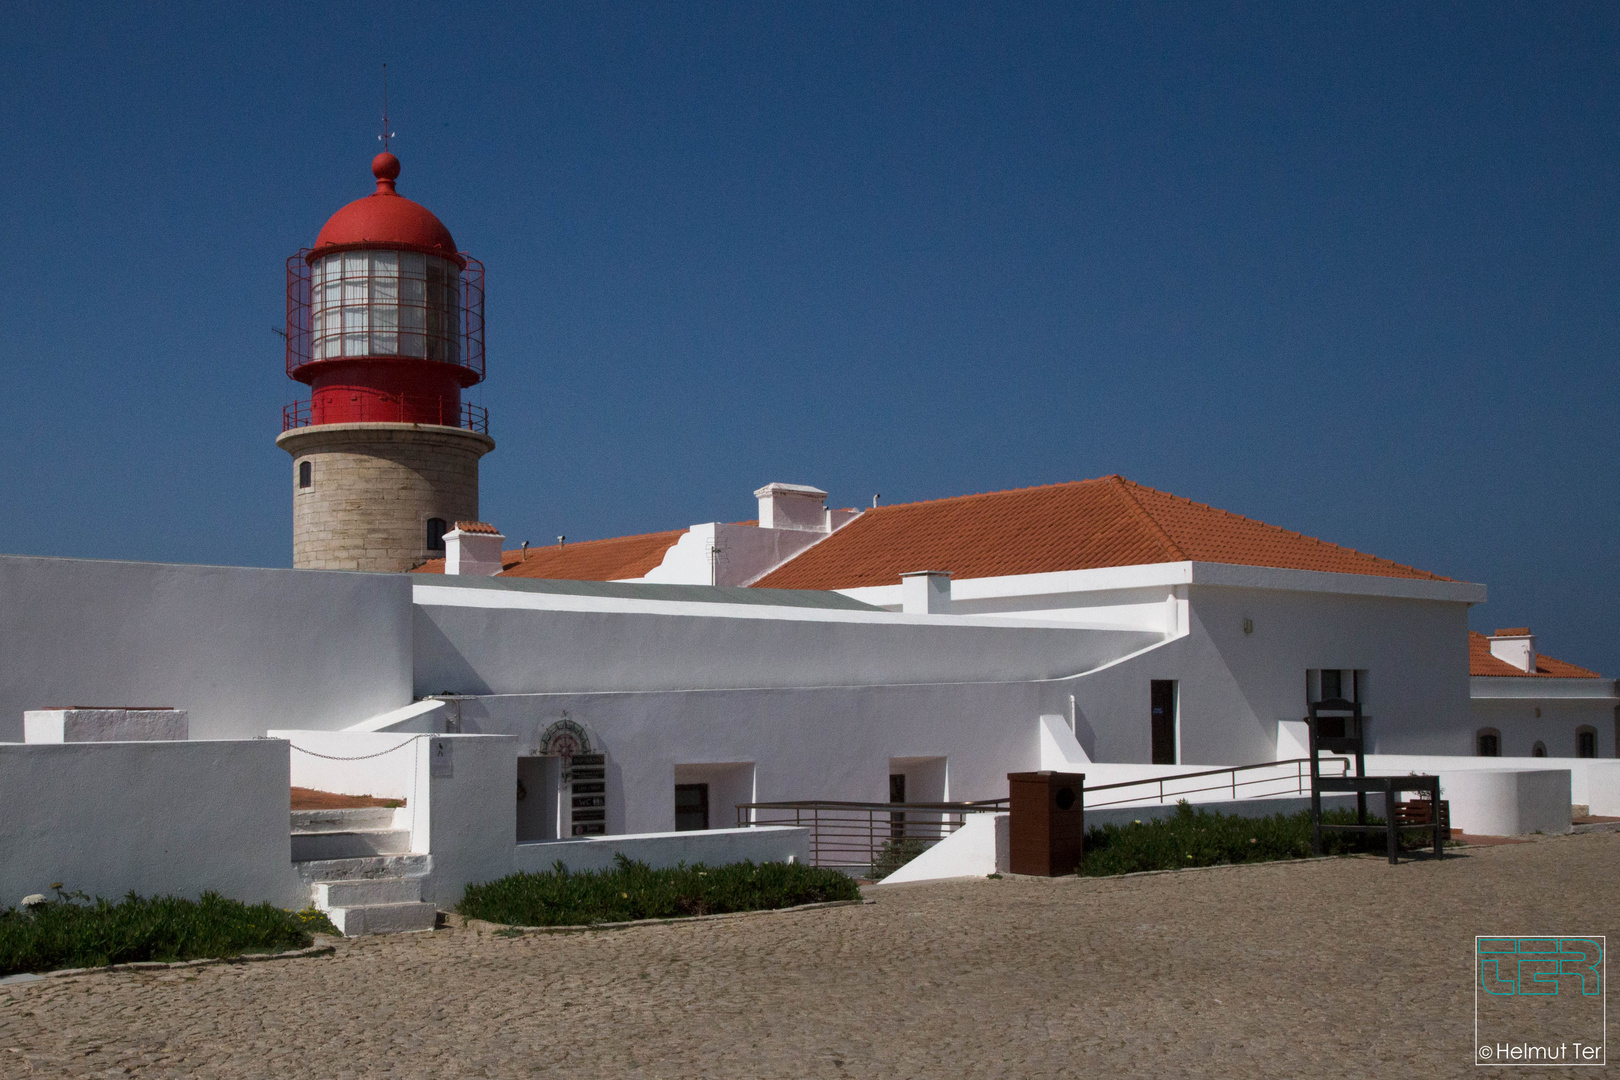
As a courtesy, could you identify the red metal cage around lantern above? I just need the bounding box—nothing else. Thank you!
[285,250,485,384]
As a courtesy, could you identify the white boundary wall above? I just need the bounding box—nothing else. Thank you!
[1364,755,1620,817]
[0,740,305,907]
[0,555,414,741]
[514,826,809,875]
[1437,769,1571,836]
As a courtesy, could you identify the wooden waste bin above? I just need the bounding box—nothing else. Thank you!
[1008,771,1084,876]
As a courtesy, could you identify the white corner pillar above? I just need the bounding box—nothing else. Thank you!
[900,570,952,614]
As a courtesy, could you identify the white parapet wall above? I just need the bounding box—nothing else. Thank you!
[514,826,810,876]
[1365,755,1620,817]
[0,739,305,908]
[1436,769,1572,836]
[24,708,188,743]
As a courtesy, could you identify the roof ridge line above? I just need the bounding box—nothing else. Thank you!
[1107,476,1189,562]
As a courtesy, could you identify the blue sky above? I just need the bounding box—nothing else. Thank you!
[2,3,1616,671]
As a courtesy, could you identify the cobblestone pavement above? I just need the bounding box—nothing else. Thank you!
[2,832,1615,1078]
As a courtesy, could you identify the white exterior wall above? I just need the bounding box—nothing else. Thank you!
[398,566,1476,837]
[1468,677,1617,759]
[0,555,415,741]
[412,584,1160,696]
[423,680,1062,835]
[0,740,305,907]
[1057,585,1471,765]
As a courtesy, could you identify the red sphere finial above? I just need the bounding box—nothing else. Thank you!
[372,152,400,193]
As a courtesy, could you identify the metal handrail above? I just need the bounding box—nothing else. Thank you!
[738,759,1355,871]
[742,799,1008,813]
[1082,757,1351,809]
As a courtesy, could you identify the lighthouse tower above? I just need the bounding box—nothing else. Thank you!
[277,152,494,572]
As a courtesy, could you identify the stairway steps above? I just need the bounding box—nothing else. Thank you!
[324,902,438,937]
[291,807,400,833]
[316,877,421,907]
[295,854,430,886]
[291,829,411,861]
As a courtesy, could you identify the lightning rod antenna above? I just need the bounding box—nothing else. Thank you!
[379,64,395,151]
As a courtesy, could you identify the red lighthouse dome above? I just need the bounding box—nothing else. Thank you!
[312,153,459,257]
[283,154,486,432]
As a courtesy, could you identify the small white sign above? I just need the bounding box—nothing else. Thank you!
[429,738,454,779]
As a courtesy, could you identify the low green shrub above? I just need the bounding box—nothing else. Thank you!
[458,855,860,927]
[0,889,337,977]
[1079,802,1444,877]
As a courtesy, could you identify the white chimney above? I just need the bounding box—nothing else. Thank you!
[1488,628,1537,673]
[900,570,951,614]
[754,482,830,532]
[445,521,506,576]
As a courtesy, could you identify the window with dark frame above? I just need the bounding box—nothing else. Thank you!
[1320,669,1343,701]
[674,783,709,831]
[1477,730,1501,757]
[298,461,312,489]
[425,517,448,552]
[1578,728,1597,759]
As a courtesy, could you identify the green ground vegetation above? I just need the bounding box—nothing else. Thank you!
[458,856,860,927]
[1079,802,1446,877]
[0,889,337,977]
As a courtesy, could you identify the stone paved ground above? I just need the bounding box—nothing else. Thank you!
[2,832,1616,1079]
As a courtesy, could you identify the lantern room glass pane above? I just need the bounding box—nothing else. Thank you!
[306,250,462,366]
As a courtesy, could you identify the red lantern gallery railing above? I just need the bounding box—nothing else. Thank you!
[282,398,489,434]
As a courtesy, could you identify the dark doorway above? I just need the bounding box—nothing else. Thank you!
[889,773,906,838]
[675,783,709,831]
[1150,681,1177,765]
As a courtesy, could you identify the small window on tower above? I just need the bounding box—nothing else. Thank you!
[298,461,312,489]
[426,518,448,552]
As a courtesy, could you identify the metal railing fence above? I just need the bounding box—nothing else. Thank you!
[738,757,1353,873]
[737,799,1007,874]
[1082,757,1351,809]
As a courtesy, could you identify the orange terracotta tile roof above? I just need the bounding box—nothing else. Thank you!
[752,475,1450,590]
[413,528,686,581]
[453,521,501,534]
[1469,631,1602,678]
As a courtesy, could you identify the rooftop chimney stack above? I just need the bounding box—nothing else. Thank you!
[755,482,831,532]
[900,571,952,614]
[445,521,505,576]
[1488,628,1537,673]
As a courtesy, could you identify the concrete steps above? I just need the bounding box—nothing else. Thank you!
[291,807,398,833]
[291,806,411,861]
[292,812,434,937]
[294,853,431,886]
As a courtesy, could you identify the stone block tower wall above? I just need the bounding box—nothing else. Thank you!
[277,423,495,572]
